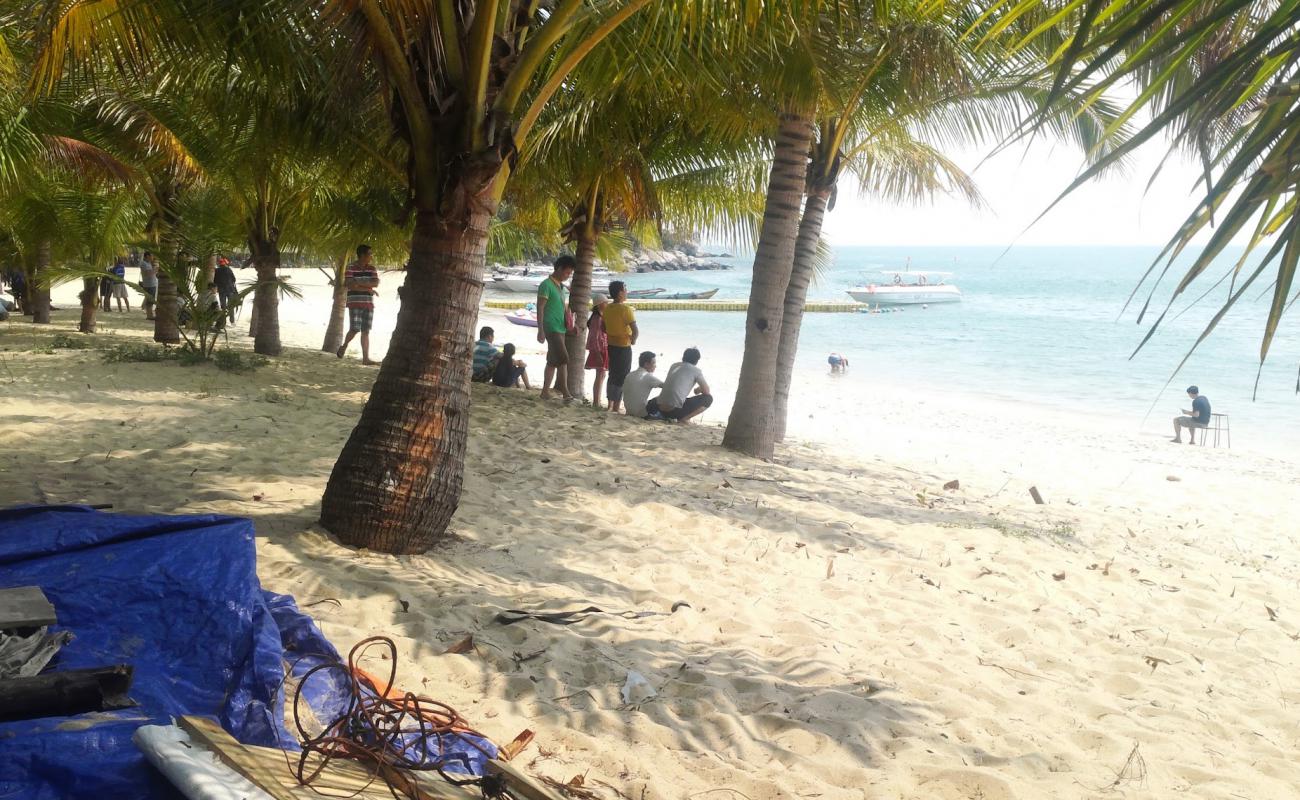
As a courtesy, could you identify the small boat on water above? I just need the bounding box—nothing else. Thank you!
[493,275,613,294]
[505,308,537,327]
[846,271,961,305]
[626,288,664,299]
[653,288,718,300]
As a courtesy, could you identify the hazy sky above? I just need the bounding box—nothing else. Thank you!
[821,134,1214,248]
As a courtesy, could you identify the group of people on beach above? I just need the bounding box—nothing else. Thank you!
[472,255,714,423]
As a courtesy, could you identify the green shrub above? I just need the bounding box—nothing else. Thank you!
[51,334,93,350]
[102,344,175,364]
[214,349,268,373]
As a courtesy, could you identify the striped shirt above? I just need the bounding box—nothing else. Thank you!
[345,262,379,309]
[473,339,500,374]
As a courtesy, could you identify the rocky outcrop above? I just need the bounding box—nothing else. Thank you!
[625,247,733,273]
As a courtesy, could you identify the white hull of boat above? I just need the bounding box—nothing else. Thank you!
[847,284,961,305]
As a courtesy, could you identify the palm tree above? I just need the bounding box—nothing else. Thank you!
[992,1,1300,387]
[768,9,1126,442]
[313,1,718,552]
[513,85,767,400]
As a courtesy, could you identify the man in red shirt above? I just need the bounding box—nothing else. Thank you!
[337,244,379,365]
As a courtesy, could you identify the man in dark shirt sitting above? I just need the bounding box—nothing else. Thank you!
[1173,385,1211,444]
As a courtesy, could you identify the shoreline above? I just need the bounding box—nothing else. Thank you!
[2,311,1298,799]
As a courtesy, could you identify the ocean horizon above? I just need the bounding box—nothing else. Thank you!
[262,243,1300,457]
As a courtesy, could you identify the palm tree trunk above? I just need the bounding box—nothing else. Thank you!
[31,242,52,324]
[565,224,598,400]
[321,253,349,353]
[78,277,99,333]
[722,111,815,459]
[319,206,491,553]
[773,189,830,443]
[251,238,282,356]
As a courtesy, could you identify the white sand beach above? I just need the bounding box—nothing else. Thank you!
[2,302,1299,799]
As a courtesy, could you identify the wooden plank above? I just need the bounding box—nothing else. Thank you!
[177,716,480,800]
[0,586,57,629]
[487,759,567,800]
[178,717,300,800]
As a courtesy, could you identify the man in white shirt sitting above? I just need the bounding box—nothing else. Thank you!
[622,351,665,418]
[647,347,713,423]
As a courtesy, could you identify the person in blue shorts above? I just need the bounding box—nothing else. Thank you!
[1173,385,1211,444]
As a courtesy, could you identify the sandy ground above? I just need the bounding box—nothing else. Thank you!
[2,307,1299,800]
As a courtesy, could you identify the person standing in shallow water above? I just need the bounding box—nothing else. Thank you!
[337,244,379,365]
[536,255,574,401]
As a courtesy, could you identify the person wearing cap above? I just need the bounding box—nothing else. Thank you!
[1173,385,1211,444]
[585,293,611,407]
[214,256,238,319]
[602,280,639,412]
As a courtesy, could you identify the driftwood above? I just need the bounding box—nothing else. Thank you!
[0,664,134,722]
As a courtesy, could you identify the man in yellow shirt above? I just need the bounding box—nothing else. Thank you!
[602,280,639,412]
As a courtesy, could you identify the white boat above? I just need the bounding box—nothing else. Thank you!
[846,271,961,305]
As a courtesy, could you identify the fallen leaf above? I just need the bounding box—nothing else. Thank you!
[444,635,475,655]
[1144,655,1171,673]
[1266,606,1278,622]
[252,494,264,502]
[943,479,960,491]
[1052,572,1066,581]
[825,556,835,579]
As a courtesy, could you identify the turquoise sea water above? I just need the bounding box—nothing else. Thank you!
[592,245,1300,454]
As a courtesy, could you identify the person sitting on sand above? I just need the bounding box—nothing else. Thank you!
[1173,385,1211,444]
[622,351,665,419]
[473,326,501,382]
[585,294,610,407]
[337,244,379,365]
[828,352,849,372]
[491,343,530,389]
[647,347,713,423]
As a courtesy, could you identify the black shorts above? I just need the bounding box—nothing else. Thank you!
[648,393,713,420]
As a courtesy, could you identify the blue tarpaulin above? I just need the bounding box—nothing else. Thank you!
[0,505,495,800]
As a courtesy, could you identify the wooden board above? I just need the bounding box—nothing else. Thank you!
[176,716,550,800]
[0,586,57,629]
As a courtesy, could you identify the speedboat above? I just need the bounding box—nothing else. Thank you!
[847,271,961,305]
[505,307,537,327]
